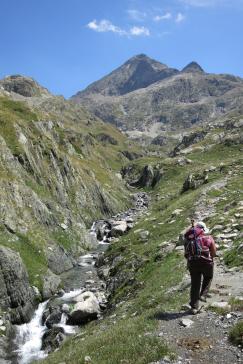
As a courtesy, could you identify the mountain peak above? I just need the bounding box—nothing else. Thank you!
[72,54,178,98]
[124,54,168,69]
[182,62,204,74]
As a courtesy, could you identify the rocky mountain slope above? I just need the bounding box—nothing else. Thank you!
[72,55,243,138]
[0,76,142,323]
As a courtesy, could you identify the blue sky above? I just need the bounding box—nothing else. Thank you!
[0,0,242,97]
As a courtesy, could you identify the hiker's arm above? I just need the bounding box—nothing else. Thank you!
[210,238,216,258]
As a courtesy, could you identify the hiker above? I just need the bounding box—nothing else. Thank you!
[184,220,216,314]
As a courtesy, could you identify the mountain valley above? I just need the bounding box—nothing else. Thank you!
[0,59,242,364]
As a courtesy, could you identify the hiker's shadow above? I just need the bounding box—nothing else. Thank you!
[150,311,190,321]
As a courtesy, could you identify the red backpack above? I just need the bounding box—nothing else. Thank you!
[184,228,210,261]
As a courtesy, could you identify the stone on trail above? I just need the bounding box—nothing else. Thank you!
[179,318,194,328]
[210,301,231,310]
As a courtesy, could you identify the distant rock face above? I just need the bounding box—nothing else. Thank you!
[0,75,50,97]
[0,246,35,324]
[130,165,162,188]
[172,130,207,156]
[72,54,243,134]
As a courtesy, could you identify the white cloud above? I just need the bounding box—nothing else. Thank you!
[175,12,186,22]
[130,26,150,36]
[127,9,147,21]
[153,12,172,21]
[87,20,150,37]
[87,20,126,35]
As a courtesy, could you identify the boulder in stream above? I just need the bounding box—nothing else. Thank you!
[42,327,65,353]
[67,291,100,325]
[110,220,127,237]
[44,307,63,329]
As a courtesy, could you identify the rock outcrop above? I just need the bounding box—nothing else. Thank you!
[0,246,35,324]
[42,270,62,300]
[182,171,209,193]
[0,75,50,97]
[172,130,207,156]
[130,165,162,188]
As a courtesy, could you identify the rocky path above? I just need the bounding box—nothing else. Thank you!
[153,257,243,364]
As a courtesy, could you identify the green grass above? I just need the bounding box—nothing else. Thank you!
[229,297,243,312]
[42,314,170,364]
[0,96,39,154]
[229,321,243,346]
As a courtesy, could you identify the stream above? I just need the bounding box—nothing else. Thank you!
[11,193,148,364]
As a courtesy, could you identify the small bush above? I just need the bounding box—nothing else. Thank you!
[229,321,243,346]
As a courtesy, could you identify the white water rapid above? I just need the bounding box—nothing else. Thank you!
[14,301,48,364]
[14,290,81,364]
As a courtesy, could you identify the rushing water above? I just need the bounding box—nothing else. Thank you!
[14,289,83,364]
[14,301,48,364]
[13,252,103,364]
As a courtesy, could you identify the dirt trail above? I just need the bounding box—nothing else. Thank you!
[208,260,243,304]
[154,257,243,364]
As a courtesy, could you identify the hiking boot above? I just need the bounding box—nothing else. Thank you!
[190,308,199,315]
[199,296,207,302]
